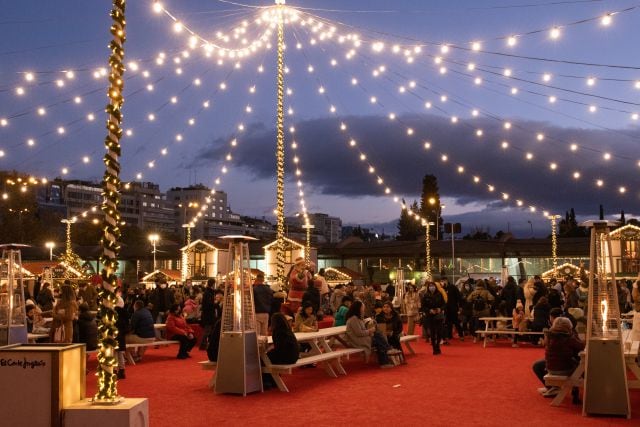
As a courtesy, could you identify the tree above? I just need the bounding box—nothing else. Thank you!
[558,207,588,237]
[397,201,422,241]
[462,227,492,240]
[419,174,442,239]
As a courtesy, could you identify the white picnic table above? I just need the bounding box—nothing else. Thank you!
[478,316,544,348]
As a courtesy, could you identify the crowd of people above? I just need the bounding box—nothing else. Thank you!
[18,265,640,388]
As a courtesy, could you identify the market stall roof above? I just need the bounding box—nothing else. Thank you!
[21,260,84,278]
[324,266,364,284]
[608,224,640,240]
[180,239,226,252]
[263,236,305,250]
[541,263,589,279]
[141,269,182,283]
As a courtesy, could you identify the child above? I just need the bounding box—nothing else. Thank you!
[512,300,526,348]
[333,295,353,327]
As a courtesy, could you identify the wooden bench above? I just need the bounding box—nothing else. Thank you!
[125,340,180,365]
[199,360,217,389]
[400,335,420,355]
[265,348,364,392]
[544,371,584,407]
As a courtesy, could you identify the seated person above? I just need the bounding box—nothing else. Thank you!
[126,300,156,361]
[263,312,299,389]
[532,316,584,402]
[375,301,403,350]
[26,303,49,334]
[333,295,353,327]
[166,304,197,359]
[77,303,98,351]
[345,300,393,368]
[294,302,318,333]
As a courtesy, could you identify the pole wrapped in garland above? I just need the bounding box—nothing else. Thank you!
[95,0,126,403]
[275,1,286,287]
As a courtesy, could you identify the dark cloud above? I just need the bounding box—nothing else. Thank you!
[188,113,640,216]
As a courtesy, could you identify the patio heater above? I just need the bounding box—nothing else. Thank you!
[215,235,263,396]
[582,221,630,418]
[0,244,29,345]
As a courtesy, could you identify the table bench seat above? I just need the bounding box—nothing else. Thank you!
[400,335,420,355]
[125,340,180,365]
[268,348,364,374]
[476,330,545,335]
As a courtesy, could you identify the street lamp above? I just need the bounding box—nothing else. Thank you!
[45,241,55,261]
[422,220,435,280]
[148,233,159,270]
[428,198,444,240]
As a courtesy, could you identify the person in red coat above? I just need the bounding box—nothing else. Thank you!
[166,304,197,359]
[287,257,312,314]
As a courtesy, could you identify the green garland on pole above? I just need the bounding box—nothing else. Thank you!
[95,0,126,403]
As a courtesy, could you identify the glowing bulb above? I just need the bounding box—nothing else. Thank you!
[549,162,557,170]
[148,113,155,121]
[511,87,519,95]
[473,176,480,183]
[425,102,432,109]
[589,105,597,113]
[619,186,626,194]
[526,152,533,160]
[503,68,512,77]
[474,77,482,85]
[173,22,183,33]
[24,72,35,82]
[603,152,611,160]
[15,87,25,96]
[457,166,465,173]
[441,154,448,162]
[439,66,447,74]
[507,36,517,47]
[549,96,557,103]
[27,138,35,146]
[61,167,68,175]
[37,107,46,116]
[57,126,65,134]
[82,156,90,164]
[586,77,596,86]
[451,116,458,123]
[573,171,581,179]
[543,73,552,82]
[504,121,511,129]
[472,109,479,117]
[501,141,509,149]
[601,14,612,26]
[570,143,578,151]
[153,2,163,13]
[476,129,483,137]
[424,141,431,149]
[467,63,476,71]
[631,113,639,121]
[74,96,82,104]
[65,70,75,79]
[471,41,481,51]
[596,179,604,187]
[536,133,544,141]
[87,113,95,121]
[549,27,561,39]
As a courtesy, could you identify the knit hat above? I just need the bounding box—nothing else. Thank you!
[550,316,573,334]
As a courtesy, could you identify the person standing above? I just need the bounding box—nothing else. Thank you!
[149,279,174,325]
[199,278,216,349]
[78,282,99,311]
[403,285,421,335]
[421,282,446,355]
[443,278,463,342]
[50,284,78,343]
[466,281,494,343]
[253,272,273,336]
[288,257,311,314]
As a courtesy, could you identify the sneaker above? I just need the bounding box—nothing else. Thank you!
[543,387,559,398]
[537,387,548,394]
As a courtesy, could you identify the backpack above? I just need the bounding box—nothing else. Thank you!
[473,294,486,312]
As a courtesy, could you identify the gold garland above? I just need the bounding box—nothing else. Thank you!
[95,0,126,403]
[275,4,286,286]
[425,222,432,280]
[550,215,560,279]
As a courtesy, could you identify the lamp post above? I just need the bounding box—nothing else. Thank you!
[301,222,315,265]
[427,198,444,240]
[422,220,434,280]
[60,217,77,255]
[181,223,194,281]
[148,233,159,271]
[45,241,55,261]
[548,214,561,278]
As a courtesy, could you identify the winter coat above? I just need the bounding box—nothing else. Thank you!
[267,327,299,365]
[545,332,585,372]
[130,307,155,338]
[403,291,420,316]
[345,316,372,357]
[466,287,494,317]
[77,311,98,351]
[422,290,446,319]
[200,287,216,326]
[166,312,194,339]
[501,281,518,315]
[253,283,274,314]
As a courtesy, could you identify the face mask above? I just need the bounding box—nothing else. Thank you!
[428,286,436,292]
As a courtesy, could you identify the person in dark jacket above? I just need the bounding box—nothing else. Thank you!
[263,313,300,389]
[126,300,156,361]
[375,301,403,350]
[443,279,463,342]
[421,282,447,355]
[532,316,584,402]
[206,319,222,362]
[199,278,216,349]
[532,296,551,333]
[37,282,55,313]
[302,281,321,316]
[115,303,130,379]
[77,303,98,351]
[501,276,519,316]
[149,280,174,326]
[253,273,273,336]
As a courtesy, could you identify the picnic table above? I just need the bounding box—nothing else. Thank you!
[261,326,363,392]
[478,316,544,348]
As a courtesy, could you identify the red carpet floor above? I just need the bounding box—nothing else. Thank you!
[85,339,639,427]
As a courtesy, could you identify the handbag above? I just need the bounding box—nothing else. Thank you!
[52,323,66,343]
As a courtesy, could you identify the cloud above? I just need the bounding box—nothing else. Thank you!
[188,113,640,216]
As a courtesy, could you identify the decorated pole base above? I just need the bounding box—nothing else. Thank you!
[90,395,124,405]
[64,398,148,427]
